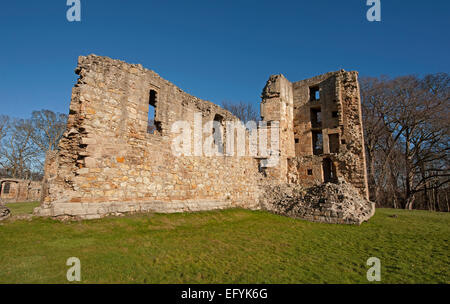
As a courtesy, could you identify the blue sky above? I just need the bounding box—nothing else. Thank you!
[0,0,449,118]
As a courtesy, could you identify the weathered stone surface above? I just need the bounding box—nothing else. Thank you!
[34,200,233,220]
[260,181,375,225]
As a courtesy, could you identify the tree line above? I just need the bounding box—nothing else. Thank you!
[0,110,67,181]
[361,73,449,212]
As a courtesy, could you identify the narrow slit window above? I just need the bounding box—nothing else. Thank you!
[310,86,320,101]
[148,89,161,134]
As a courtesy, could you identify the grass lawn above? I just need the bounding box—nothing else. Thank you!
[5,201,40,216]
[0,203,448,284]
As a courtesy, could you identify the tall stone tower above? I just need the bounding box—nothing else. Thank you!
[260,74,295,182]
[260,71,369,199]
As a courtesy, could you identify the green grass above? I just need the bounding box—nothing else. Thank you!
[0,204,448,284]
[5,201,40,216]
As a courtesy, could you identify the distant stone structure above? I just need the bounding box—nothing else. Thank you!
[0,179,41,203]
[34,55,373,224]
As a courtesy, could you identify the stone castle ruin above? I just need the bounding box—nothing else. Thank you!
[34,55,374,224]
[0,179,41,204]
[0,178,41,221]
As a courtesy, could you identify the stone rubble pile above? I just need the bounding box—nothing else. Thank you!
[0,206,11,221]
[260,181,375,225]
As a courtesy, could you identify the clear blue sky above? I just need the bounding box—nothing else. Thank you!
[0,0,449,118]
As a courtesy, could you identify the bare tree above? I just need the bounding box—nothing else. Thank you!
[0,115,10,176]
[222,101,260,123]
[361,73,450,211]
[0,115,9,141]
[0,118,39,179]
[0,110,67,180]
[30,110,68,154]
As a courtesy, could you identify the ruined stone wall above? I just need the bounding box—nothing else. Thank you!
[260,75,295,182]
[257,70,368,199]
[336,72,369,198]
[0,179,41,203]
[36,55,262,219]
[34,55,370,223]
[287,70,369,198]
[293,72,339,156]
